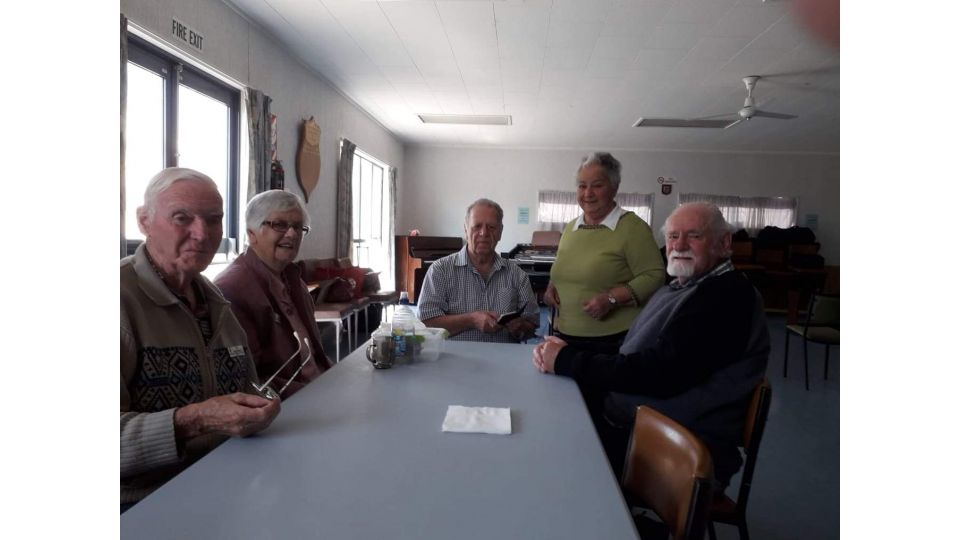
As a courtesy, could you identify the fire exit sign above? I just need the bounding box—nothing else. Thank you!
[171,18,204,52]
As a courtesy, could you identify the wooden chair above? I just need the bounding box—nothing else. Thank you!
[622,407,714,540]
[707,379,773,540]
[784,292,840,390]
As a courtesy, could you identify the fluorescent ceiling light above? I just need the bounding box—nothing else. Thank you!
[418,114,512,126]
[633,117,733,129]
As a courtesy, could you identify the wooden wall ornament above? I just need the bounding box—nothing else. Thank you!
[296,116,321,202]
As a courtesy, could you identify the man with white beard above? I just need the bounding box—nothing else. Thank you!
[532,202,769,488]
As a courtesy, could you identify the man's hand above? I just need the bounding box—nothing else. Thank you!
[174,392,281,440]
[543,283,561,308]
[532,336,567,374]
[581,292,613,320]
[505,317,538,341]
[471,310,501,334]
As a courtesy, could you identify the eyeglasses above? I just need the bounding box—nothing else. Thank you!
[262,220,310,235]
[249,331,314,400]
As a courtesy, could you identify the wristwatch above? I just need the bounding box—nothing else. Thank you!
[607,293,617,306]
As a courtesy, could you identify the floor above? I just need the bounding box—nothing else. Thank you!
[325,308,840,540]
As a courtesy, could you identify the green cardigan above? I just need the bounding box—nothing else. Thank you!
[550,212,664,337]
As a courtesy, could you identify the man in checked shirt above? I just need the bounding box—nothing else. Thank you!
[417,198,539,343]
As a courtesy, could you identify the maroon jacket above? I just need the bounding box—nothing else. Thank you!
[215,250,331,398]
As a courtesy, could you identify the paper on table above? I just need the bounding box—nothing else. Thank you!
[442,405,512,435]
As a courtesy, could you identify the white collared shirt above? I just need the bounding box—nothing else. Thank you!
[573,204,627,231]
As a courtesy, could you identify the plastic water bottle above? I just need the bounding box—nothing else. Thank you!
[392,292,425,358]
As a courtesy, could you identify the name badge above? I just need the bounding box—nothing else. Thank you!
[228,345,246,358]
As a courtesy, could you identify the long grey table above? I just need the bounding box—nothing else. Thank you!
[121,341,639,539]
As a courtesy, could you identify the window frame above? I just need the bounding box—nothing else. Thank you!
[125,34,242,246]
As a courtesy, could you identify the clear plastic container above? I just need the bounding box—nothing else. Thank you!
[412,327,448,362]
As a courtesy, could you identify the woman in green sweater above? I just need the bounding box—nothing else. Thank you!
[544,152,665,355]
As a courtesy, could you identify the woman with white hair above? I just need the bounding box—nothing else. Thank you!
[545,152,665,355]
[215,190,331,398]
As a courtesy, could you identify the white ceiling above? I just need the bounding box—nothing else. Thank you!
[225,0,839,153]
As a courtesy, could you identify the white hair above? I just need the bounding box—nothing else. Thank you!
[140,167,219,218]
[465,198,504,226]
[662,202,733,258]
[576,152,622,191]
[245,190,310,232]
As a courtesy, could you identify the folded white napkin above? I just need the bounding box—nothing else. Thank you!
[441,405,512,435]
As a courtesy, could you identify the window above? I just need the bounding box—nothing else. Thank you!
[350,147,393,289]
[679,193,797,234]
[124,34,241,263]
[537,190,653,231]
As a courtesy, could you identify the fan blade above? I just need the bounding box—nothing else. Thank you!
[723,119,744,130]
[693,112,738,120]
[752,110,797,120]
[634,117,734,128]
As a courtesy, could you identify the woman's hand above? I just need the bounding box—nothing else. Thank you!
[543,283,560,308]
[581,292,613,320]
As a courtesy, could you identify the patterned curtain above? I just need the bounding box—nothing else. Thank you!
[120,14,128,258]
[336,139,357,260]
[680,192,798,234]
[246,89,272,200]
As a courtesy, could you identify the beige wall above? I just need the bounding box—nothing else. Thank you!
[400,146,840,265]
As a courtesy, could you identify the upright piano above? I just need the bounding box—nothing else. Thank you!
[395,235,463,303]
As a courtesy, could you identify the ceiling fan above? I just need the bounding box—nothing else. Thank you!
[634,76,798,129]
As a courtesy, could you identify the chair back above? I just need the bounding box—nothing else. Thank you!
[733,379,773,516]
[731,241,754,264]
[622,407,714,540]
[808,293,839,328]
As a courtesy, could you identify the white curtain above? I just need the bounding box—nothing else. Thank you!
[537,190,653,230]
[537,190,579,231]
[680,192,797,234]
[615,192,653,225]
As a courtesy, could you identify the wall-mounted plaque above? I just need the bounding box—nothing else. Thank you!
[296,116,321,202]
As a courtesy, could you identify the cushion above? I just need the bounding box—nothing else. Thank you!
[314,267,367,299]
[363,271,381,294]
[310,278,354,304]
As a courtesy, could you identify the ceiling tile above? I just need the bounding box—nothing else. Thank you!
[585,56,634,78]
[540,69,580,87]
[662,0,736,25]
[546,20,603,49]
[631,48,688,72]
[543,47,593,70]
[601,1,672,37]
[322,1,412,67]
[592,35,646,59]
[460,67,501,87]
[643,23,712,51]
[686,36,752,61]
[550,0,615,23]
[707,2,789,39]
